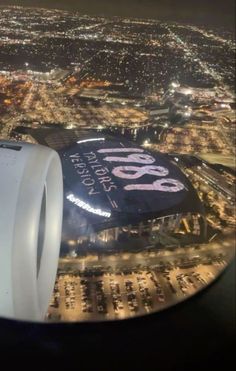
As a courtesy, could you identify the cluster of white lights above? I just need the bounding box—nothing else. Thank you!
[184,111,191,117]
[171,82,179,88]
[66,193,111,218]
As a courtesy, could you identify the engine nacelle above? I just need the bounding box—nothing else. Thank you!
[0,141,63,321]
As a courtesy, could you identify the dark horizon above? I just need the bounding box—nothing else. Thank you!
[1,0,235,27]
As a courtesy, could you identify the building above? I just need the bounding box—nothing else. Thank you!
[26,127,206,252]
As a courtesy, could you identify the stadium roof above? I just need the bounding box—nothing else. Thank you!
[26,127,204,238]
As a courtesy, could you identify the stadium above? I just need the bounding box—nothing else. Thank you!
[25,127,206,253]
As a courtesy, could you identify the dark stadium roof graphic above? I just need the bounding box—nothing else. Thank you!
[23,127,204,237]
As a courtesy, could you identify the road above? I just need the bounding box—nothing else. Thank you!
[59,232,235,272]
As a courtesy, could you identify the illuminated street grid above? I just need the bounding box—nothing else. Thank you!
[46,226,235,321]
[153,123,233,156]
[0,6,235,156]
[0,6,235,321]
[47,253,230,322]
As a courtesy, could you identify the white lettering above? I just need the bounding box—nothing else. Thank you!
[67,193,111,218]
[103,153,155,164]
[125,179,185,192]
[112,165,169,180]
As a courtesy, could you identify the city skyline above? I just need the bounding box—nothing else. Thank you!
[1,0,235,26]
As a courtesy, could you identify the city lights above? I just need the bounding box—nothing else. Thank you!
[0,5,234,323]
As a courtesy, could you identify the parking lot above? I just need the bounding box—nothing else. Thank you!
[47,255,227,322]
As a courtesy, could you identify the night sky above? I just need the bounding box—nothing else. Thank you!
[1,0,235,26]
